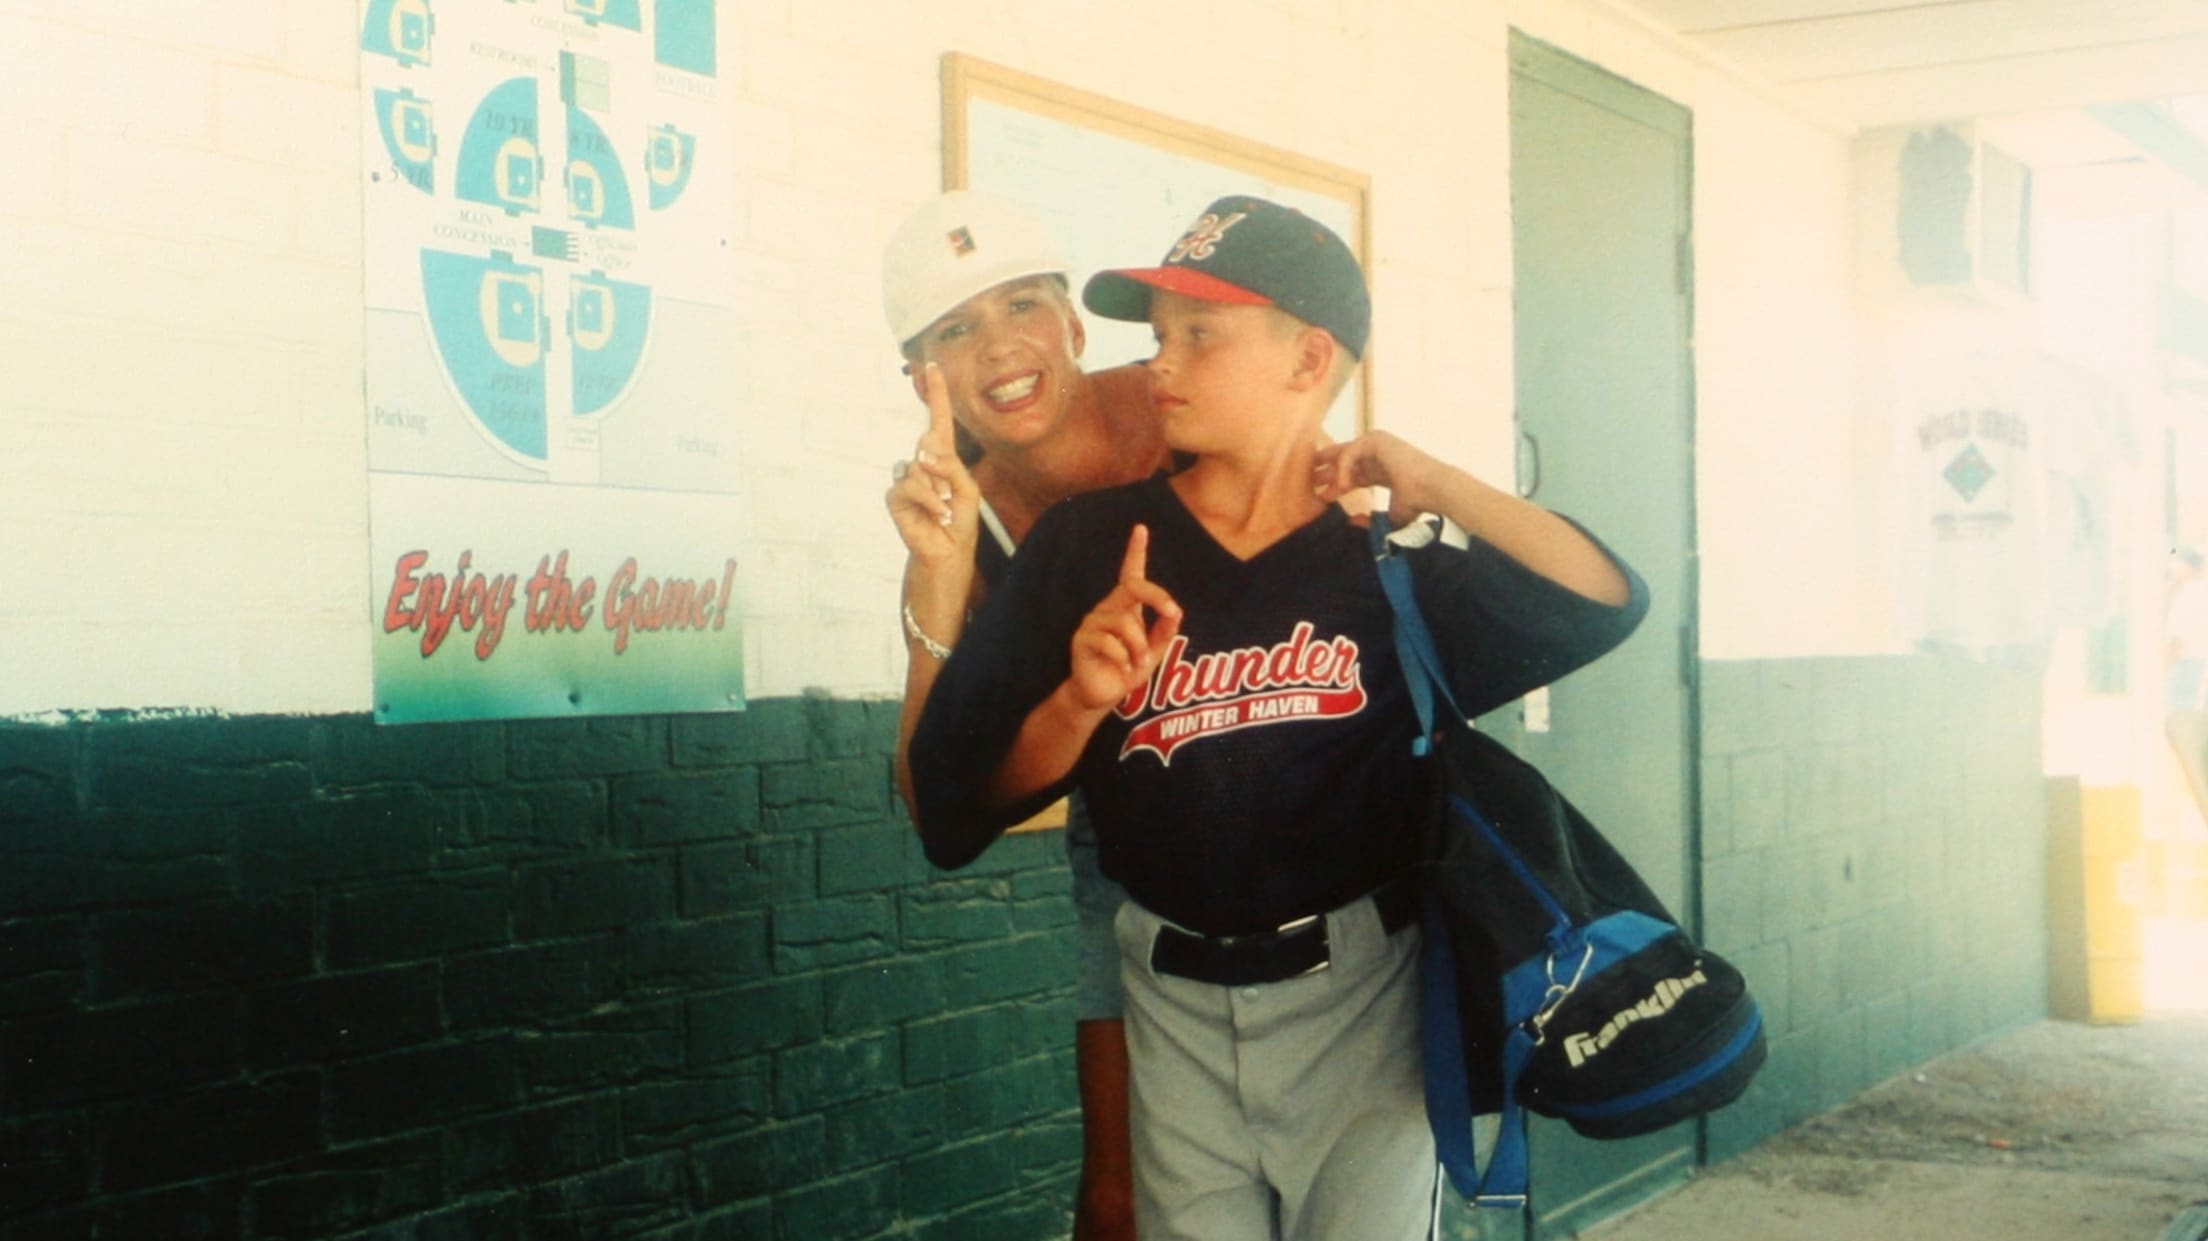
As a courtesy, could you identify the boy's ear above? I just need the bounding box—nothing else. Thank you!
[1288,326,1340,393]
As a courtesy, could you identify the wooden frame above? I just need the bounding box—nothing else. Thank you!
[941,53,1374,437]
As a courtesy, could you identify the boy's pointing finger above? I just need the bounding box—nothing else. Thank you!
[1119,525,1183,619]
[1120,524,1150,585]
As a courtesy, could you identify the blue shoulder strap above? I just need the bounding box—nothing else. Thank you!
[1371,514,1532,1210]
[1368,515,1465,744]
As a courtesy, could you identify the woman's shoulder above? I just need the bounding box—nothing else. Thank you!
[1092,366,1171,473]
[1090,362,1150,405]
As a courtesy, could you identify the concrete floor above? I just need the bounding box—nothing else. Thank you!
[1578,1014,2208,1241]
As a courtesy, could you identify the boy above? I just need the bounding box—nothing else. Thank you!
[910,196,1647,1239]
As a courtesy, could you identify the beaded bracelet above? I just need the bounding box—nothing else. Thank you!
[902,602,953,661]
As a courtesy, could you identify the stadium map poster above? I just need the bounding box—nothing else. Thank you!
[359,0,745,722]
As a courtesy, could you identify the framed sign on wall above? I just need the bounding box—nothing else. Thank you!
[359,0,746,723]
[943,54,1373,442]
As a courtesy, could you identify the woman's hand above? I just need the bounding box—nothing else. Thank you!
[1068,525,1182,713]
[885,363,980,568]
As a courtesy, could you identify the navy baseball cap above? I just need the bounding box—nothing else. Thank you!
[1082,195,1370,359]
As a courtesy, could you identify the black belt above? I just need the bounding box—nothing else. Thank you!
[1149,873,1419,988]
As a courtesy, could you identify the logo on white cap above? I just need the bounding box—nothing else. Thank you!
[881,190,1068,346]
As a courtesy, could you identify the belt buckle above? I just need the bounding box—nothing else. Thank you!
[1151,912,1334,987]
[1275,914,1330,978]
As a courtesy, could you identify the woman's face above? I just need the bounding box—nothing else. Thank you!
[911,276,1087,455]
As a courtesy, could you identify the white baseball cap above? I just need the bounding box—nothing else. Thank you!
[881,190,1070,347]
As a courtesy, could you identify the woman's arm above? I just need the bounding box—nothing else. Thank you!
[886,364,982,818]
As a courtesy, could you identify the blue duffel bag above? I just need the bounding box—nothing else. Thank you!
[1373,518,1766,1209]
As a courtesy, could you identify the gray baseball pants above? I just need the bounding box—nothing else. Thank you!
[1113,893,1442,1240]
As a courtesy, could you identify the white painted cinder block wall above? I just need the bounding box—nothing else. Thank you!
[0,0,1872,719]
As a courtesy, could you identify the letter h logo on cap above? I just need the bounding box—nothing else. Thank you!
[1167,212,1249,264]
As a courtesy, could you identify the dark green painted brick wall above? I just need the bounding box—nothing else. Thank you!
[1694,654,2050,1163]
[1440,652,2051,1241]
[1,653,2051,1240]
[0,698,1083,1240]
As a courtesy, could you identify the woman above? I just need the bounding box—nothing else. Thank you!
[880,190,1167,1239]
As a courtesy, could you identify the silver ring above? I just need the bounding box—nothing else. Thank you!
[892,460,910,482]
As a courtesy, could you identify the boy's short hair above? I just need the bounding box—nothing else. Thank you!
[1082,195,1369,359]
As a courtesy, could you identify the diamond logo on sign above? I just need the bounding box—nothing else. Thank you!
[1943,442,1996,502]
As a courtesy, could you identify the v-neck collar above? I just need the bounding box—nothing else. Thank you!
[1144,472,1346,570]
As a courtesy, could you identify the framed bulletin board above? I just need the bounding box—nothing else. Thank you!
[943,54,1373,442]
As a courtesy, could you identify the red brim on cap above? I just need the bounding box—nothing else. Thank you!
[1083,265,1273,325]
[1115,267,1273,306]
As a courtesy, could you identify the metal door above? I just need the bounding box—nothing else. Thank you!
[1508,32,1701,1240]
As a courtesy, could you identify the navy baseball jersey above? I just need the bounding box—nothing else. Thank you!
[911,473,1646,937]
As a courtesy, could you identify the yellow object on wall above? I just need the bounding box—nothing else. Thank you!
[2080,786,2147,1024]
